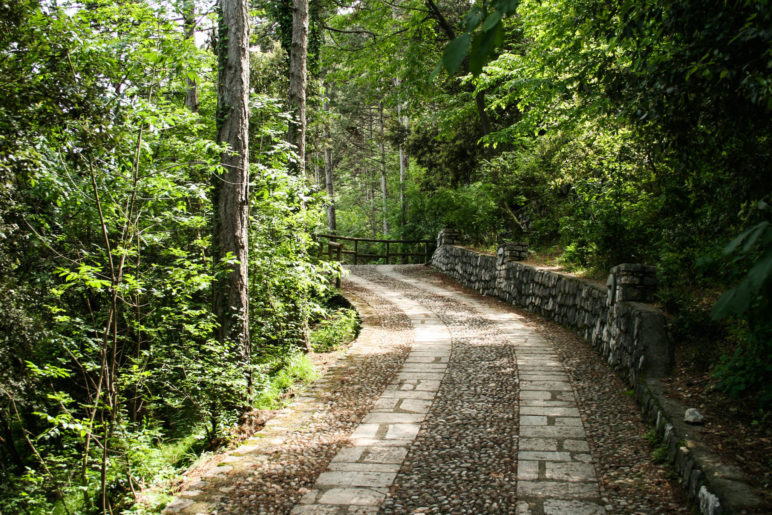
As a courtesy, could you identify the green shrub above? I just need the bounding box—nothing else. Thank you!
[253,353,320,410]
[311,308,359,353]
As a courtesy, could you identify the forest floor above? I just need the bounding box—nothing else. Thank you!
[661,354,772,506]
[163,265,693,514]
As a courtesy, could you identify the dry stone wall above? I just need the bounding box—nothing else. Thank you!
[431,244,672,384]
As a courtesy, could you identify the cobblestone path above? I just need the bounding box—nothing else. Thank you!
[164,265,687,514]
[296,266,604,514]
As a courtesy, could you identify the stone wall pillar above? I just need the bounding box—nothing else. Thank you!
[436,228,463,247]
[606,263,658,305]
[496,242,528,295]
[496,242,529,265]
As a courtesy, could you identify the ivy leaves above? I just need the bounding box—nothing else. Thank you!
[441,0,518,76]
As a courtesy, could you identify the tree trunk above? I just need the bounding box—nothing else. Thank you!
[324,143,336,233]
[313,150,320,185]
[214,0,250,392]
[379,103,389,235]
[367,107,377,236]
[288,0,309,175]
[397,101,409,232]
[182,0,199,112]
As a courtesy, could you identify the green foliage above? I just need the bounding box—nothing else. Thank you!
[0,0,332,511]
[311,308,359,352]
[253,352,319,410]
[710,201,772,406]
[441,0,518,76]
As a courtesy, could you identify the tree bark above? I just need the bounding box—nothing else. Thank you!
[182,0,199,112]
[324,145,336,232]
[288,0,309,175]
[397,100,409,232]
[313,150,320,185]
[379,103,389,235]
[214,0,250,389]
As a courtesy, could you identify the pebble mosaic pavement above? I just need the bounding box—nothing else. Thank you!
[164,265,687,514]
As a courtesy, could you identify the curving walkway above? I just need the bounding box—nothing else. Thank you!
[164,265,688,514]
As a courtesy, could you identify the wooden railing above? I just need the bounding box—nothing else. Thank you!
[316,234,435,265]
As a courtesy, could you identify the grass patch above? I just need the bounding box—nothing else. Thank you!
[253,352,319,410]
[311,308,359,353]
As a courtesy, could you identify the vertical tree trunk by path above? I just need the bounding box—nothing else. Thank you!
[367,106,377,236]
[182,0,199,112]
[214,0,251,392]
[397,101,409,233]
[288,0,309,175]
[324,147,336,233]
[379,103,389,236]
[322,96,336,232]
[313,150,320,185]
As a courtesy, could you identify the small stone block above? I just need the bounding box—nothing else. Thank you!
[327,463,400,473]
[520,390,552,400]
[562,440,590,452]
[520,425,586,438]
[518,460,539,480]
[364,413,425,424]
[362,446,408,464]
[298,489,320,504]
[519,438,558,451]
[318,487,386,506]
[332,447,366,463]
[517,481,599,499]
[554,417,583,427]
[351,424,379,439]
[399,399,432,413]
[521,415,548,425]
[316,471,396,488]
[543,499,606,514]
[518,451,572,462]
[545,462,597,482]
[385,423,421,440]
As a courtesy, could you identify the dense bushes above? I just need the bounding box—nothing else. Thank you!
[0,1,337,512]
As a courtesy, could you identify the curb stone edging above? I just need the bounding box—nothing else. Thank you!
[634,378,763,515]
[431,242,765,515]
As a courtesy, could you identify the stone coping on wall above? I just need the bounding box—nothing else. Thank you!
[431,243,764,515]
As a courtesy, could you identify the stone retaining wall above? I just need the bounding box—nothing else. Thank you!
[431,244,671,384]
[431,242,763,514]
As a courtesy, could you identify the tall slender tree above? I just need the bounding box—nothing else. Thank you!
[182,0,199,112]
[397,98,409,232]
[289,0,309,174]
[323,96,337,232]
[214,0,251,390]
[379,102,389,235]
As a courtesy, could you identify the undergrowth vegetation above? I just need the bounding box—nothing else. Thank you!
[311,308,360,353]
